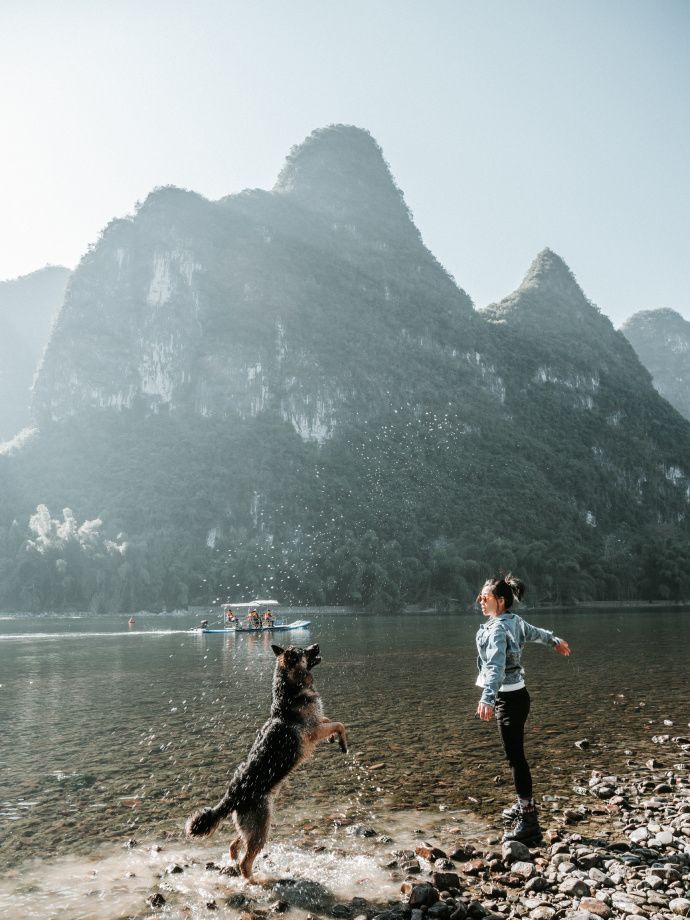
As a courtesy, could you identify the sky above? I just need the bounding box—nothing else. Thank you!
[0,0,688,325]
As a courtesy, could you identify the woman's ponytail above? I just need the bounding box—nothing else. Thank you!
[504,573,525,603]
[480,572,526,609]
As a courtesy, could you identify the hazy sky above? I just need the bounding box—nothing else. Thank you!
[1,0,688,324]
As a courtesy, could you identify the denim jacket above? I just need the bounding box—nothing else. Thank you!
[475,612,561,706]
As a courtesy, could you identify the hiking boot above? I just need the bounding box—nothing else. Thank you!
[501,801,522,825]
[502,806,541,844]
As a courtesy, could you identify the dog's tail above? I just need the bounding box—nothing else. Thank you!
[185,789,236,838]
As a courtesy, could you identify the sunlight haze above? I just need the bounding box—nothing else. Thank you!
[1,0,688,323]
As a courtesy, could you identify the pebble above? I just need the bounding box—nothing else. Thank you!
[559,877,591,897]
[510,861,535,879]
[578,898,612,918]
[529,908,555,919]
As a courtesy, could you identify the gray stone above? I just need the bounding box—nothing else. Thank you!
[511,861,535,879]
[502,841,532,863]
[552,854,574,867]
[528,908,555,920]
[349,824,378,837]
[559,878,591,898]
[669,898,690,915]
[273,879,336,912]
[524,876,548,893]
[589,868,612,887]
[610,894,647,915]
[578,898,612,918]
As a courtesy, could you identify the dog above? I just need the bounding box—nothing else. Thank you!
[185,643,348,879]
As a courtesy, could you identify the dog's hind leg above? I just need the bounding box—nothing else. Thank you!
[229,835,242,862]
[229,812,243,863]
[237,801,271,880]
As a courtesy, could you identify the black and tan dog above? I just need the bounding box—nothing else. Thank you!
[185,643,347,879]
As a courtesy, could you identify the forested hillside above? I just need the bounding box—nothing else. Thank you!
[622,308,690,422]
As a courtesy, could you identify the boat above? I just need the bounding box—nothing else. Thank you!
[203,620,311,634]
[196,599,310,634]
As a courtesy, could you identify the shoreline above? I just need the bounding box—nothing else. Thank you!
[3,602,690,617]
[1,733,688,918]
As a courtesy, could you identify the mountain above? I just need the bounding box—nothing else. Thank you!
[0,266,71,440]
[621,308,690,422]
[2,127,690,612]
[33,127,472,429]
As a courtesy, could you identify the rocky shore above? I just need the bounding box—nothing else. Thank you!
[139,735,690,920]
[380,737,690,920]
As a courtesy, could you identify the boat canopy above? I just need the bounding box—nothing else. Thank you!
[221,599,279,609]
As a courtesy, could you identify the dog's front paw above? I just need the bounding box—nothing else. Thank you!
[339,735,348,753]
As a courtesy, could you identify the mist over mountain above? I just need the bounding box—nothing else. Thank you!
[2,126,690,612]
[0,266,71,440]
[621,309,690,423]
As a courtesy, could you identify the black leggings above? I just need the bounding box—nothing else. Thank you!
[495,687,532,799]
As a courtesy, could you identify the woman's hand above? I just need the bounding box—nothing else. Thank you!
[476,701,495,721]
[554,639,571,656]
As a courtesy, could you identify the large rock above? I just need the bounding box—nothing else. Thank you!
[408,883,440,909]
[502,840,532,863]
[432,870,461,890]
[273,878,335,912]
[559,877,591,898]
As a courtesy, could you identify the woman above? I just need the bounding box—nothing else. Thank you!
[475,574,570,843]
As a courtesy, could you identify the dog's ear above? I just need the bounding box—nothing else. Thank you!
[271,644,284,657]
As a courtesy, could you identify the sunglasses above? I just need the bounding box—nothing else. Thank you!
[476,594,494,603]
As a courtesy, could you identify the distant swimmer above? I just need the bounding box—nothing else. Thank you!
[128,616,136,627]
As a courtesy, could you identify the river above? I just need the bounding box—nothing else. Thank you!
[0,606,688,918]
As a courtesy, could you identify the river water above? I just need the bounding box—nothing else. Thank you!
[0,606,688,919]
